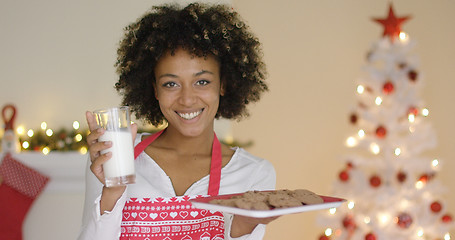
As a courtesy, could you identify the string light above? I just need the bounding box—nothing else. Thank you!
[346,137,357,147]
[27,129,34,137]
[348,201,355,209]
[394,148,401,156]
[415,180,424,189]
[22,141,30,149]
[444,233,451,240]
[399,32,409,43]
[324,228,333,237]
[370,143,380,154]
[16,126,25,135]
[364,216,371,224]
[73,121,80,130]
[417,228,424,237]
[358,129,365,138]
[41,122,47,130]
[74,133,83,142]
[79,146,88,154]
[42,147,50,155]
[375,96,383,105]
[432,159,439,168]
[329,208,337,214]
[46,129,53,137]
[408,114,415,123]
[422,108,429,116]
[357,85,365,94]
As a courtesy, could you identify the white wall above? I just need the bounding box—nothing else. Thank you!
[1,0,454,239]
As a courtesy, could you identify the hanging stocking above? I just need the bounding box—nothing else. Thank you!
[0,154,50,240]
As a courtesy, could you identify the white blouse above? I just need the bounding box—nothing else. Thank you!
[77,134,276,240]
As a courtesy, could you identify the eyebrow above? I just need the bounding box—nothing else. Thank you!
[157,70,215,80]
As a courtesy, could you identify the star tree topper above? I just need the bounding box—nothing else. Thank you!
[373,4,411,41]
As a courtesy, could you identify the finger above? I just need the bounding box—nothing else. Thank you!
[86,111,98,132]
[89,141,112,161]
[86,128,105,146]
[131,123,138,142]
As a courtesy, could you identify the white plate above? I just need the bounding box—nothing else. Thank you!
[190,192,345,218]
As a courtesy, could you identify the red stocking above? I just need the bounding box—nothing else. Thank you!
[0,154,50,240]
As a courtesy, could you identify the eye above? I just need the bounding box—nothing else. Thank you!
[196,79,210,86]
[162,81,178,88]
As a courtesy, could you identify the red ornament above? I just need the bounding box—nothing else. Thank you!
[382,81,395,94]
[372,4,411,41]
[397,171,407,183]
[442,214,453,223]
[431,201,442,213]
[408,70,418,82]
[396,212,413,229]
[407,106,419,116]
[375,125,387,138]
[365,232,376,240]
[319,235,330,240]
[342,215,357,232]
[419,173,435,183]
[350,113,358,124]
[370,175,382,188]
[339,170,350,182]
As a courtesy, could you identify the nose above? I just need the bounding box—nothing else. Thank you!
[178,85,197,106]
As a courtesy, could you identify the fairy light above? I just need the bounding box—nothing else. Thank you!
[73,121,80,130]
[364,216,371,224]
[74,133,83,142]
[408,114,415,123]
[42,146,50,155]
[409,126,416,133]
[444,233,451,240]
[41,122,47,130]
[79,146,88,155]
[346,137,357,147]
[394,148,402,156]
[370,143,380,154]
[27,129,34,137]
[22,141,30,149]
[378,212,391,225]
[358,129,365,138]
[16,126,25,135]
[329,208,337,214]
[357,85,365,94]
[375,96,383,105]
[399,32,409,43]
[348,201,355,209]
[415,180,424,189]
[46,129,53,137]
[432,159,439,168]
[325,228,333,237]
[417,228,424,237]
[422,108,429,116]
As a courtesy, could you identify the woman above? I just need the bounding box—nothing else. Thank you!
[79,3,276,240]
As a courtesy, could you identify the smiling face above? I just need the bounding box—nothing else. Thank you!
[154,48,223,138]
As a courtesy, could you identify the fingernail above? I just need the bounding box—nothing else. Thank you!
[104,141,112,146]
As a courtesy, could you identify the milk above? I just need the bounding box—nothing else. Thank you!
[99,130,135,186]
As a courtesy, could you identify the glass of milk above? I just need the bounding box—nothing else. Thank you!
[94,106,135,187]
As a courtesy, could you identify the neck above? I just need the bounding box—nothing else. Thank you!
[159,126,215,156]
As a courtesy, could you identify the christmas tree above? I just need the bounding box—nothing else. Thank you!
[317,5,454,240]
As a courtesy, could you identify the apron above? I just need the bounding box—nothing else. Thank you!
[120,130,225,240]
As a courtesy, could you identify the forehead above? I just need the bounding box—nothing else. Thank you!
[155,48,220,74]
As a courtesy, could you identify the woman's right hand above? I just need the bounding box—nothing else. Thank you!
[85,111,113,185]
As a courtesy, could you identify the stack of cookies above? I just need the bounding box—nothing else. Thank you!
[209,189,324,210]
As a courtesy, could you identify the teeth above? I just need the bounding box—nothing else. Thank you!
[178,110,202,120]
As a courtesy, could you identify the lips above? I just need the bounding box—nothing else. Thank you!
[177,109,203,120]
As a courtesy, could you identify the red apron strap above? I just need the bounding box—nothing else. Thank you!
[134,130,164,159]
[208,132,222,196]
